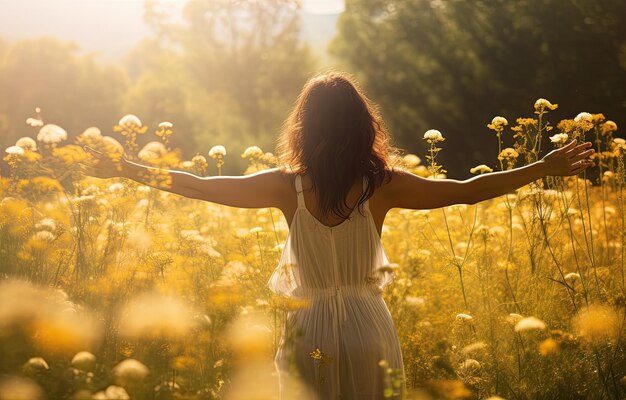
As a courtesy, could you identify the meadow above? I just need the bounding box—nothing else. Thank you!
[0,100,624,399]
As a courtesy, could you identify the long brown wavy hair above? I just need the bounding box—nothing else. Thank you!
[276,71,401,220]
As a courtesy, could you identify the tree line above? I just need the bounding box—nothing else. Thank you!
[1,0,624,177]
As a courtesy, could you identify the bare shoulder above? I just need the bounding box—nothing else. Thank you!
[266,166,298,208]
[370,167,416,194]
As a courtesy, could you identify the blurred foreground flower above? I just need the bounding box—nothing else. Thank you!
[573,304,621,344]
[72,351,96,371]
[113,359,149,385]
[118,292,196,339]
[0,375,43,400]
[0,280,101,355]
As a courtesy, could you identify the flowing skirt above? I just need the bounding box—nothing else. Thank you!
[274,289,405,400]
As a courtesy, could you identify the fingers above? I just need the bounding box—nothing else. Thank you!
[569,148,595,163]
[557,140,578,154]
[564,141,593,157]
[568,160,594,175]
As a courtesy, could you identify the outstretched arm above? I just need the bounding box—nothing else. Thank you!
[383,140,595,210]
[82,146,290,209]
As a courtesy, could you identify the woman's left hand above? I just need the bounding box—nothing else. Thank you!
[541,140,595,176]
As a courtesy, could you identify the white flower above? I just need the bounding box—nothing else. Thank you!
[104,385,129,399]
[37,124,67,144]
[81,127,102,138]
[549,133,569,144]
[112,359,149,382]
[534,98,555,111]
[405,296,425,307]
[71,351,96,371]
[26,117,44,127]
[23,357,49,372]
[35,218,56,232]
[118,114,142,127]
[34,231,55,242]
[15,137,37,151]
[158,121,173,129]
[564,272,580,282]
[138,141,167,161]
[376,263,399,274]
[506,313,523,325]
[458,359,481,375]
[470,164,493,174]
[74,194,96,203]
[118,293,195,338]
[423,129,444,142]
[5,146,25,156]
[455,313,473,323]
[461,341,487,355]
[491,116,508,126]
[249,227,263,234]
[574,112,593,123]
[242,146,263,159]
[108,183,124,193]
[514,316,546,332]
[209,145,227,158]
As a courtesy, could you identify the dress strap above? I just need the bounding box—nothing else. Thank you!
[295,174,305,209]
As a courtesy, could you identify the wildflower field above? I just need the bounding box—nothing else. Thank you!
[1,101,625,400]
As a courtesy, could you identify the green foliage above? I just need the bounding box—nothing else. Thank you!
[0,38,127,148]
[136,0,316,174]
[330,0,626,177]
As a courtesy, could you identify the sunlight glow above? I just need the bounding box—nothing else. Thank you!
[301,0,345,15]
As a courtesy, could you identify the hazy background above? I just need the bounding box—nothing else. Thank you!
[1,0,625,177]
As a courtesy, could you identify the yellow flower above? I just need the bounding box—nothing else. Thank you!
[539,338,558,356]
[602,120,618,135]
[242,146,263,159]
[402,154,421,168]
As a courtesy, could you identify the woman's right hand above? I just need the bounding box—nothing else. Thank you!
[81,146,126,179]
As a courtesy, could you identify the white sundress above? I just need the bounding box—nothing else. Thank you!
[268,174,405,399]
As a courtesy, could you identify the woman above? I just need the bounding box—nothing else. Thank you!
[84,72,594,399]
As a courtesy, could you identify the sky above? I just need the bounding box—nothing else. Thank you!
[0,0,344,62]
